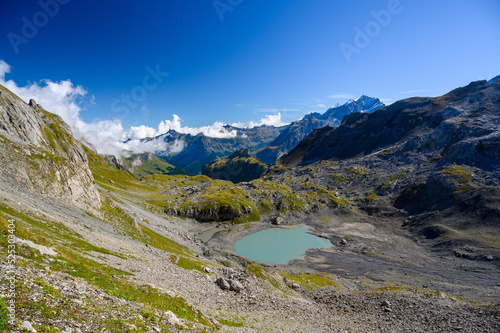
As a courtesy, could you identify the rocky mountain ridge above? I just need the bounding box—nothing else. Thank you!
[281,80,500,169]
[0,84,100,213]
[256,95,385,164]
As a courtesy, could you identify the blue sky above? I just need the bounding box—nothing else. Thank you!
[1,0,499,134]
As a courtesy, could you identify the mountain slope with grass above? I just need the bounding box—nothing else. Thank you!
[0,82,499,332]
[0,84,101,213]
[202,147,268,183]
[119,152,190,179]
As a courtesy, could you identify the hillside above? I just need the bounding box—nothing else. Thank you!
[202,148,268,183]
[0,85,100,213]
[256,96,384,164]
[118,153,190,179]
[278,79,500,262]
[0,82,499,332]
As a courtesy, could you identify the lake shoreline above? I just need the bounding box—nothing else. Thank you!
[197,213,500,302]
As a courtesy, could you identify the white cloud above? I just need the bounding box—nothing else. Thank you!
[0,61,11,81]
[328,93,355,99]
[127,112,289,140]
[127,114,239,140]
[231,113,288,128]
[0,60,179,157]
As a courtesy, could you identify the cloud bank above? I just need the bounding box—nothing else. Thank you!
[127,115,239,140]
[0,60,287,157]
[126,112,288,141]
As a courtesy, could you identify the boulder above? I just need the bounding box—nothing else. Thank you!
[216,277,231,290]
[228,279,243,292]
[216,277,243,292]
[20,321,36,332]
[273,216,285,225]
[163,310,181,326]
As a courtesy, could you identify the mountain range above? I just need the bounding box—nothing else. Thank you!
[281,80,500,170]
[145,96,384,174]
[256,95,385,164]
[154,125,283,174]
[1,77,499,332]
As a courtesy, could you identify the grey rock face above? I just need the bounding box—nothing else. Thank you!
[0,84,101,213]
[165,205,245,222]
[216,277,231,290]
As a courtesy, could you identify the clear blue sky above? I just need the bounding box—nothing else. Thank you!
[1,0,499,129]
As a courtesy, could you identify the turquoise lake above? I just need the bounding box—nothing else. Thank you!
[233,225,331,264]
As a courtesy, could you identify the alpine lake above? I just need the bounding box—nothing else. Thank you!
[232,225,332,264]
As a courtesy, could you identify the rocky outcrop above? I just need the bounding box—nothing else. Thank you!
[216,277,243,292]
[0,84,101,213]
[165,204,252,222]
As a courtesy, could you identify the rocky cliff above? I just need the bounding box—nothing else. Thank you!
[0,84,100,212]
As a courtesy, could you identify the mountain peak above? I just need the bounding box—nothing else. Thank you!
[281,78,500,168]
[322,95,384,119]
[230,147,252,159]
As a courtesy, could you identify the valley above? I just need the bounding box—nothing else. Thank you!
[1,79,500,332]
